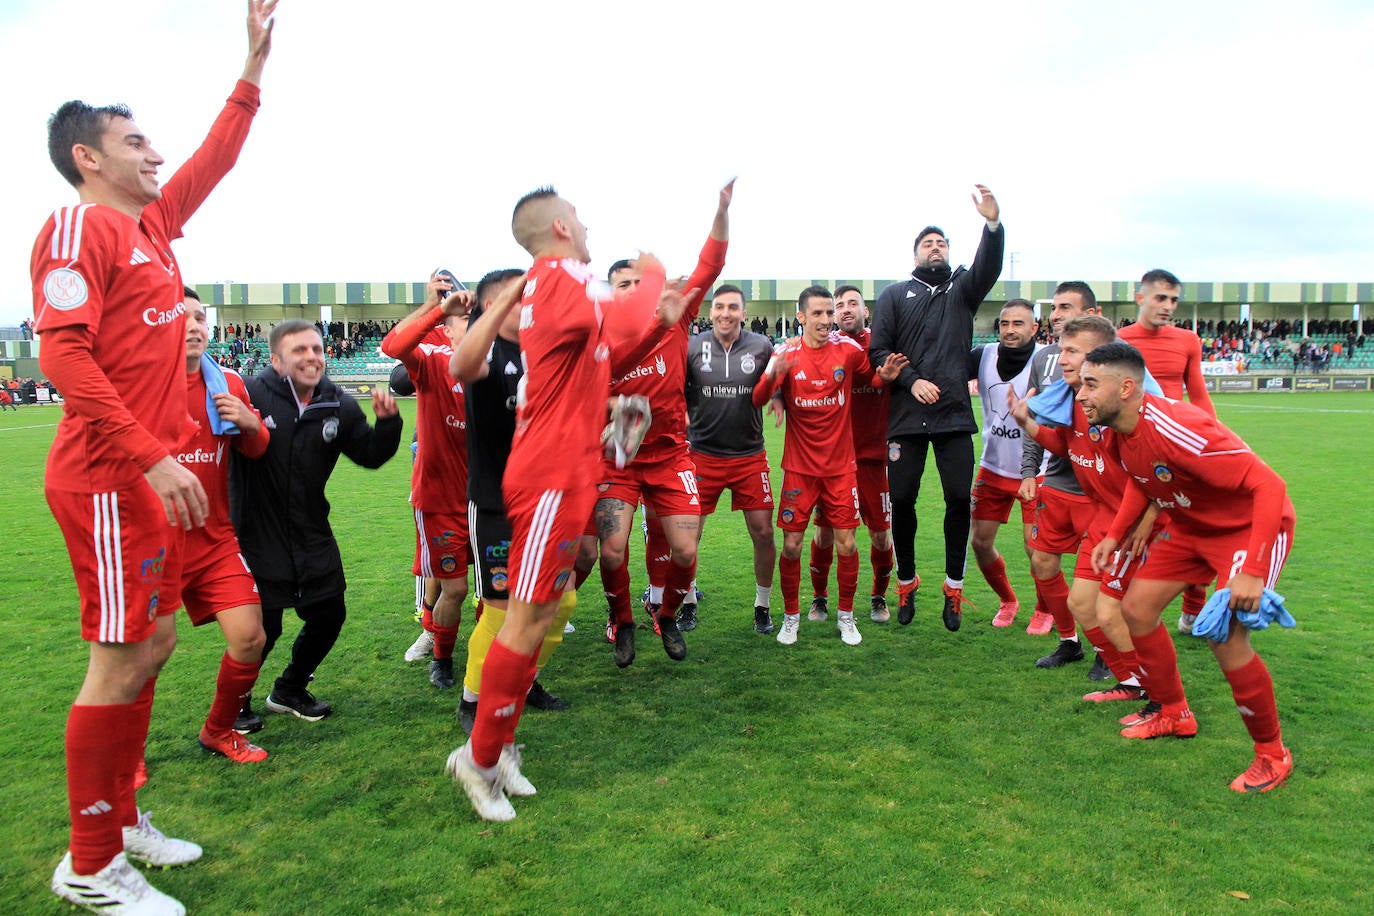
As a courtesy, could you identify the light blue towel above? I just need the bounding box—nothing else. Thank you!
[1192,587,1295,642]
[200,353,239,436]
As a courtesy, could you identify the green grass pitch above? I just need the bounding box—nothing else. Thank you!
[1,391,1371,913]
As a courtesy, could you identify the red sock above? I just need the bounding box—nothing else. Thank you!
[420,600,435,633]
[1182,584,1206,616]
[1223,654,1282,744]
[979,554,1017,603]
[662,558,696,617]
[433,623,460,660]
[470,639,538,768]
[645,522,671,591]
[1118,648,1141,682]
[780,554,801,615]
[1083,627,1130,682]
[205,653,261,736]
[1132,623,1188,707]
[67,703,133,875]
[871,543,893,597]
[601,558,633,625]
[809,540,833,598]
[124,677,156,827]
[1033,572,1075,638]
[836,551,859,613]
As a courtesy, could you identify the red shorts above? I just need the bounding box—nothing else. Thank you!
[1074,516,1153,600]
[599,449,700,517]
[413,506,470,579]
[1136,521,1295,590]
[856,460,891,531]
[778,470,859,532]
[690,450,774,516]
[506,484,597,605]
[1029,486,1093,555]
[47,485,184,644]
[971,467,1037,525]
[181,542,260,626]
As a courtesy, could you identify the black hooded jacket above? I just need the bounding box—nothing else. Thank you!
[230,368,402,607]
[869,223,1005,437]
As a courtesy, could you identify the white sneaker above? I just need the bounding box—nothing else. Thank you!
[404,629,434,663]
[837,611,862,646]
[498,743,537,797]
[445,743,516,822]
[122,810,202,868]
[1177,612,1197,635]
[53,851,185,914]
[777,613,800,645]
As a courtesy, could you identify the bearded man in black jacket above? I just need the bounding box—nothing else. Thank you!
[868,185,1004,632]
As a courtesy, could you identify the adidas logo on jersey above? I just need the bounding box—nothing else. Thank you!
[263,416,277,430]
[504,361,519,375]
[80,800,113,816]
[129,247,151,266]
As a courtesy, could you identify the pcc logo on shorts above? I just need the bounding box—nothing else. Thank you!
[43,268,89,311]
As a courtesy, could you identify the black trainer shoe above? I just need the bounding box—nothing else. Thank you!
[753,606,775,634]
[678,601,698,632]
[265,683,332,721]
[808,595,829,622]
[1088,654,1112,681]
[525,679,569,711]
[233,695,264,735]
[613,623,636,668]
[658,614,687,661]
[430,658,456,689]
[458,698,477,736]
[897,577,919,626]
[1036,638,1086,669]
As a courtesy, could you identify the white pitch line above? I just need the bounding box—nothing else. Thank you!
[0,422,59,432]
[1214,401,1374,415]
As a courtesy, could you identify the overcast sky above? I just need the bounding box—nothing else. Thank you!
[4,0,1371,324]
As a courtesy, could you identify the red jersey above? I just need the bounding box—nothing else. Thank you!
[609,236,726,463]
[505,257,663,492]
[753,334,874,476]
[32,80,262,492]
[179,367,270,557]
[1031,401,1131,526]
[381,317,467,512]
[1118,322,1215,416]
[1102,393,1294,579]
[847,327,891,463]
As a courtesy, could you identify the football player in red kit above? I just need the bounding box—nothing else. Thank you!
[1083,342,1295,793]
[1118,269,1214,635]
[179,290,271,763]
[33,2,278,909]
[445,187,669,821]
[752,286,905,646]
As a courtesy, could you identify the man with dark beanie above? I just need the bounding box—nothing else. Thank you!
[869,185,1005,630]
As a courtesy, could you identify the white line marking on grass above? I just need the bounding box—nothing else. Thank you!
[0,423,59,431]
[1214,402,1374,415]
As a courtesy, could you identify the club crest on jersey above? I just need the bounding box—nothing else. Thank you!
[1154,463,1173,483]
[779,508,796,524]
[1088,426,1103,442]
[322,418,339,442]
[832,366,846,383]
[43,268,89,311]
[888,441,901,462]
[740,354,756,374]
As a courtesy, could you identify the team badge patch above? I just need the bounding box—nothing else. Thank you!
[43,268,89,311]
[439,555,458,574]
[832,367,846,383]
[780,508,795,524]
[740,354,756,374]
[491,568,508,591]
[554,570,571,592]
[888,441,901,462]
[322,418,339,442]
[147,592,159,621]
[1031,524,1039,541]
[598,482,611,493]
[1088,426,1103,442]
[1154,463,1173,483]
